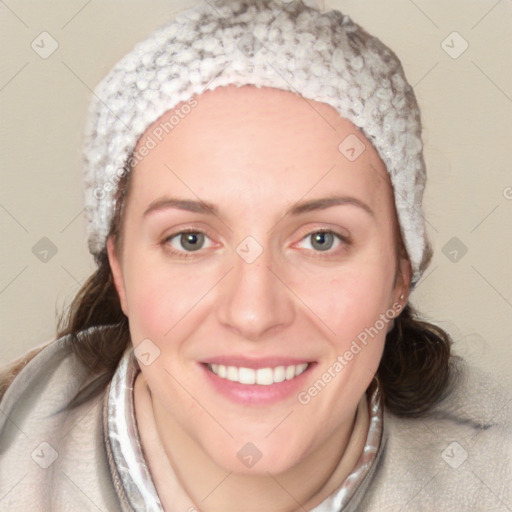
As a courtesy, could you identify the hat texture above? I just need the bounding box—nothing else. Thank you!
[82,0,432,288]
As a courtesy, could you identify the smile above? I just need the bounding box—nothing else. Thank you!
[207,363,310,385]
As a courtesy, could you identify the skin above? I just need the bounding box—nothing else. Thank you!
[107,84,410,512]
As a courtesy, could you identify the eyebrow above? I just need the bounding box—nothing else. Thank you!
[143,195,375,219]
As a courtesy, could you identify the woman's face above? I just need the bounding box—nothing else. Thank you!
[108,84,410,475]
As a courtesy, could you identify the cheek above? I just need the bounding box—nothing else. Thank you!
[289,265,392,389]
[123,254,211,342]
[122,253,172,339]
[294,268,392,336]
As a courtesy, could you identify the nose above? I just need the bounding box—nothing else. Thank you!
[216,246,295,341]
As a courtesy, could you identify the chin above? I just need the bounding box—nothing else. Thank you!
[203,434,308,476]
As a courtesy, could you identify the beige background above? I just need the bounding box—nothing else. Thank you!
[1,1,511,378]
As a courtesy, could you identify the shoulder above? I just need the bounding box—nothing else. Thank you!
[0,333,80,406]
[0,327,122,510]
[361,356,512,511]
[0,339,53,403]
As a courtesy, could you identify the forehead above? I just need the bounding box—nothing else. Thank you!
[128,85,392,217]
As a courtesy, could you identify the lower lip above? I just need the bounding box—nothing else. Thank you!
[199,362,316,405]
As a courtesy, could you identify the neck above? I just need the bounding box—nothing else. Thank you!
[134,372,369,512]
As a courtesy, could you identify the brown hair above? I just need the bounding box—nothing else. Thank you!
[0,166,454,416]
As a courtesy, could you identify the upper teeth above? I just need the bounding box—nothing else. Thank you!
[208,363,309,385]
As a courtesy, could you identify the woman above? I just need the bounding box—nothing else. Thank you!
[1,1,510,510]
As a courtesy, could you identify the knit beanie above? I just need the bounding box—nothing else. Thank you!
[82,0,433,289]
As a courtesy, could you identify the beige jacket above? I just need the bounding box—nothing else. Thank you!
[0,331,511,511]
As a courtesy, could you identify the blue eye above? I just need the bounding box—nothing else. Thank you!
[163,230,212,257]
[162,228,350,259]
[298,230,350,256]
[305,231,337,251]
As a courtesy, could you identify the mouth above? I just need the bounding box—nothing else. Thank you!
[198,357,317,405]
[204,362,311,385]
[198,354,317,404]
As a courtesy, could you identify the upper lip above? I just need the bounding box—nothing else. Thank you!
[200,356,314,369]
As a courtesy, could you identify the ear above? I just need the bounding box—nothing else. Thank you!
[394,251,412,308]
[387,254,411,333]
[107,235,129,316]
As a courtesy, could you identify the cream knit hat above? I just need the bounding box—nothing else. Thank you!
[82,0,433,289]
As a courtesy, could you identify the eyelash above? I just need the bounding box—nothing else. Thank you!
[161,228,351,260]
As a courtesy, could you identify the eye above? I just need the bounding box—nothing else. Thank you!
[296,229,350,256]
[162,228,350,259]
[163,229,213,257]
